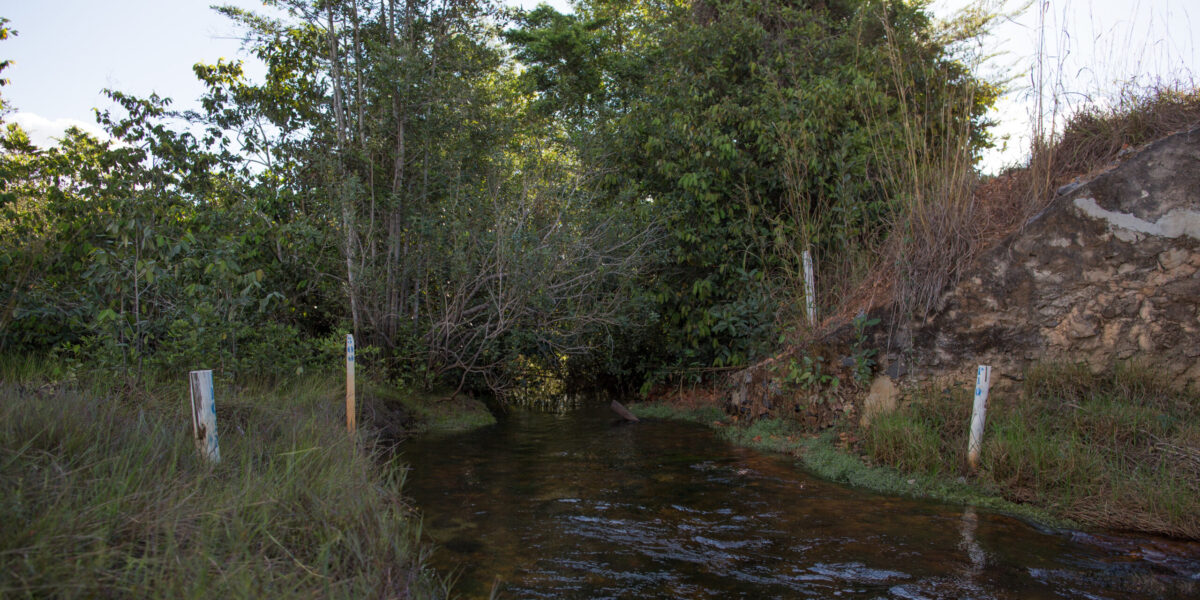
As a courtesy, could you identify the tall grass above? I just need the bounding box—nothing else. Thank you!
[826,2,1004,330]
[0,366,446,598]
[864,362,1200,537]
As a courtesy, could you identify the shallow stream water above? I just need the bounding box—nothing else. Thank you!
[401,402,1200,599]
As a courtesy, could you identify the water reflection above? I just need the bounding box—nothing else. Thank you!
[401,402,1199,599]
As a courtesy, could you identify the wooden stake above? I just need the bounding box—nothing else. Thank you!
[967,365,991,471]
[802,249,816,325]
[346,334,356,433]
[188,370,220,463]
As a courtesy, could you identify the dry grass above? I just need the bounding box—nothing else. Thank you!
[1046,85,1200,183]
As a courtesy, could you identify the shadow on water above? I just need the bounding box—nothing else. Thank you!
[400,398,1200,599]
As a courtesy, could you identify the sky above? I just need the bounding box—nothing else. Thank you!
[1,0,1196,172]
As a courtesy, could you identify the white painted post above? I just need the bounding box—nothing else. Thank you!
[967,365,991,471]
[188,370,220,463]
[802,249,816,325]
[346,334,356,433]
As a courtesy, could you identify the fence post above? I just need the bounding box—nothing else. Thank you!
[188,369,220,463]
[967,365,991,471]
[346,334,356,433]
[802,249,816,325]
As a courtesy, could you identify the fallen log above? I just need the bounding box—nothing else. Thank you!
[610,400,639,422]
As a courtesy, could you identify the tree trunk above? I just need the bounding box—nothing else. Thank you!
[328,4,361,339]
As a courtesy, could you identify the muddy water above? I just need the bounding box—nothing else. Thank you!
[401,402,1199,599]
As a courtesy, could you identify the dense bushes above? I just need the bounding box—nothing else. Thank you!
[510,0,998,380]
[2,0,999,394]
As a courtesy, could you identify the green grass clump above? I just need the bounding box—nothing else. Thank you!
[631,402,725,424]
[865,362,1200,538]
[0,369,446,598]
[374,387,497,433]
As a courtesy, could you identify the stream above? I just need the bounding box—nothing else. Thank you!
[401,401,1200,599]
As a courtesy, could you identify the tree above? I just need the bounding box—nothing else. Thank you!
[0,17,15,116]
[509,0,998,380]
[188,0,655,393]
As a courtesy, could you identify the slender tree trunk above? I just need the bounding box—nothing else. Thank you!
[350,0,366,148]
[328,3,361,339]
[327,6,349,148]
[383,0,409,344]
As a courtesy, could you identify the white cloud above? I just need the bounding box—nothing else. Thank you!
[7,111,111,148]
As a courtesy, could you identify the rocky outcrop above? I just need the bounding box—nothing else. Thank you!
[905,125,1200,388]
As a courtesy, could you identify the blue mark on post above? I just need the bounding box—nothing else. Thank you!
[347,334,355,363]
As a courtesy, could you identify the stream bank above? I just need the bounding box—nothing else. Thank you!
[628,400,1067,529]
[630,358,1200,541]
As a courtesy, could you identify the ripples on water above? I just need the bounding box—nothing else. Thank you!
[400,402,1200,599]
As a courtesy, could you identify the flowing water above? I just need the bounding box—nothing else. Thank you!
[401,402,1200,599]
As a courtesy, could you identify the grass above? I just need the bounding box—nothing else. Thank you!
[1042,84,1200,186]
[636,361,1200,538]
[0,357,450,598]
[369,386,497,434]
[629,397,1069,530]
[865,362,1200,538]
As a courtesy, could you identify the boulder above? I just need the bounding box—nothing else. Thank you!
[860,375,900,427]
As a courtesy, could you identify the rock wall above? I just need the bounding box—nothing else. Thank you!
[906,125,1200,389]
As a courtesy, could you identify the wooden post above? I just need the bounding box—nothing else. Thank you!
[967,365,991,471]
[346,334,356,433]
[188,370,220,463]
[802,249,816,325]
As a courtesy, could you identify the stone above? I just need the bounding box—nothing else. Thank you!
[860,376,900,428]
[1067,313,1099,339]
[1159,248,1191,271]
[896,124,1200,390]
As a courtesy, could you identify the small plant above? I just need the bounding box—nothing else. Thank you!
[783,353,840,393]
[849,313,880,385]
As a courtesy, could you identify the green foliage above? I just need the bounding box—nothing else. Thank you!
[0,17,14,114]
[3,0,1000,395]
[849,314,880,384]
[505,6,611,124]
[506,0,998,380]
[782,354,840,394]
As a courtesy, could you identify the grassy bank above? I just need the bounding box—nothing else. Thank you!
[633,362,1200,538]
[865,363,1199,538]
[0,357,467,598]
[369,386,496,435]
[629,402,1069,529]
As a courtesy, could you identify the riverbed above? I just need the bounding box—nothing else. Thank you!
[401,401,1199,599]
